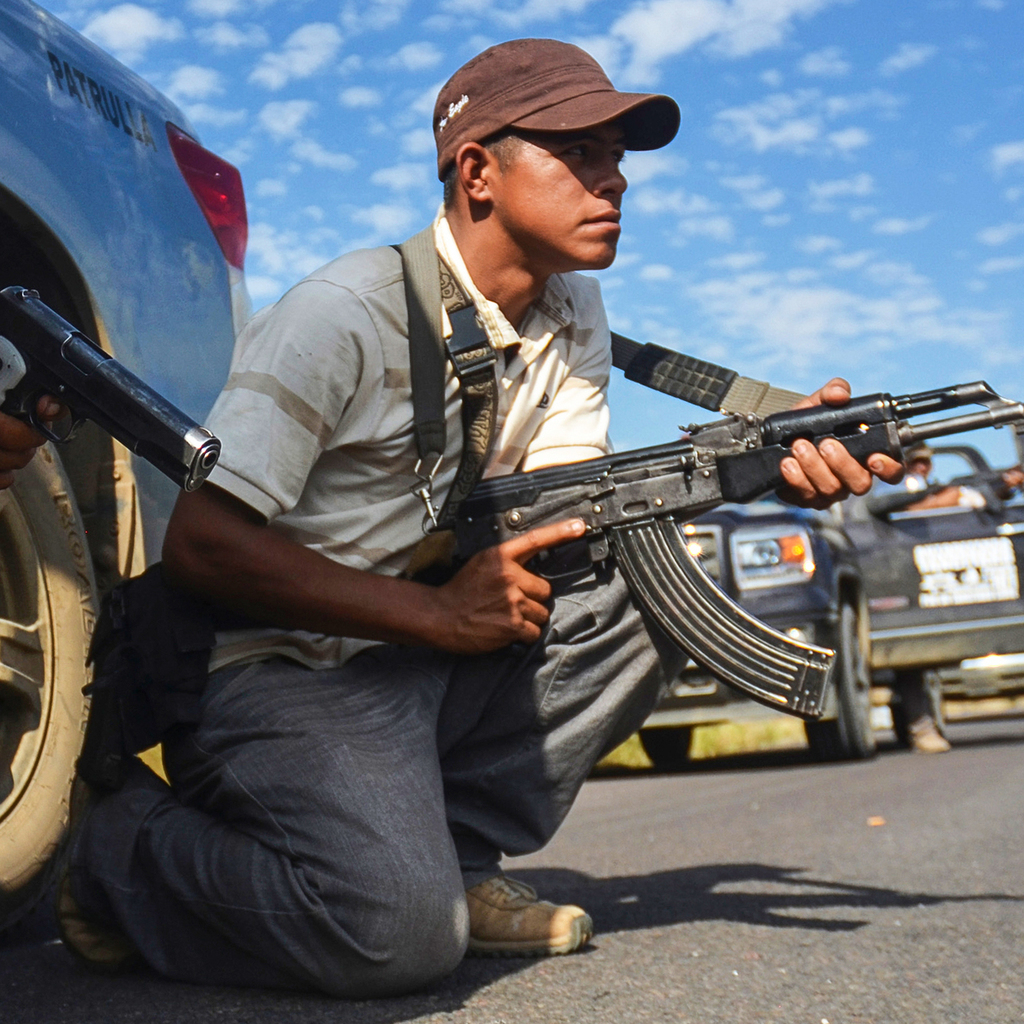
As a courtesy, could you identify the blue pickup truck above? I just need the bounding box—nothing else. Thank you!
[0,0,244,930]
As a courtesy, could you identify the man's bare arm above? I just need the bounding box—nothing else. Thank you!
[162,484,586,654]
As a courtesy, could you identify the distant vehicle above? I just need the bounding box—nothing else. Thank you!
[638,501,873,770]
[843,437,1024,745]
[0,0,246,930]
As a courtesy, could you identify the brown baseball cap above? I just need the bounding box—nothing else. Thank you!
[433,38,680,180]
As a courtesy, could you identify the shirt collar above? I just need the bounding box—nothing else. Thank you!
[432,209,572,363]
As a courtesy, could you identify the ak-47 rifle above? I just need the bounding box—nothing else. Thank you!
[454,382,1024,721]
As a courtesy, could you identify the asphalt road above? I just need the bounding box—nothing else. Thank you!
[3,715,1023,1024]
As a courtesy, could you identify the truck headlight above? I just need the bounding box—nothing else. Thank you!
[731,527,815,589]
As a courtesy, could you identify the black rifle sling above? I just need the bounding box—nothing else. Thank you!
[610,331,804,416]
[397,227,498,530]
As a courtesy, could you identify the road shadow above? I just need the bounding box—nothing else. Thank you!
[3,862,1020,1024]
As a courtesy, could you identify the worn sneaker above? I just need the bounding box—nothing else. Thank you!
[56,778,141,974]
[465,874,593,957]
[909,718,951,754]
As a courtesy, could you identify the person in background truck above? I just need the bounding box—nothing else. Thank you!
[59,38,902,998]
[868,442,1022,753]
[900,442,1022,512]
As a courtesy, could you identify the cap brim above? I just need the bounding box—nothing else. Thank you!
[512,91,680,151]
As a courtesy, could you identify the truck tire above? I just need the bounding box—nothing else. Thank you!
[805,600,876,761]
[0,445,96,930]
[639,726,694,771]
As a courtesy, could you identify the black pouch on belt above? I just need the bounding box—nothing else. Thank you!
[77,563,251,792]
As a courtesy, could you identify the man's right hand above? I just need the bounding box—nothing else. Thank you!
[433,518,587,653]
[0,397,64,489]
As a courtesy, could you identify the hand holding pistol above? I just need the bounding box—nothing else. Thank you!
[0,286,220,491]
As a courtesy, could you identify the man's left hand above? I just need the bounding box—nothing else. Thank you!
[777,377,904,509]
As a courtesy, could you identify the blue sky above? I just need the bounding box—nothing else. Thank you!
[55,0,1024,463]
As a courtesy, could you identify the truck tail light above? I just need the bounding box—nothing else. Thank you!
[166,124,248,270]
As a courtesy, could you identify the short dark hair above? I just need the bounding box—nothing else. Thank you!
[442,129,526,209]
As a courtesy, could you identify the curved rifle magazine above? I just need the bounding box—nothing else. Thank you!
[612,519,833,719]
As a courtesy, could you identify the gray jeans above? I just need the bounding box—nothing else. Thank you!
[70,562,681,997]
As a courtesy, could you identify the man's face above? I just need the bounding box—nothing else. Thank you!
[485,123,628,278]
[909,457,931,477]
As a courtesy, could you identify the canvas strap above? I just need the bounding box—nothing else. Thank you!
[397,227,499,532]
[610,331,804,416]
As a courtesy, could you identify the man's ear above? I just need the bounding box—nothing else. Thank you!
[453,141,498,206]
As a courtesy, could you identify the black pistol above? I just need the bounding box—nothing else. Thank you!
[0,286,220,491]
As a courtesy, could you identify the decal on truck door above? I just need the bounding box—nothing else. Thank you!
[913,537,1019,608]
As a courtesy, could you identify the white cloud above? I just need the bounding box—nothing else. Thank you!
[621,151,687,185]
[687,269,1007,375]
[255,179,288,198]
[246,221,342,285]
[978,256,1024,274]
[708,251,764,270]
[182,102,247,127]
[602,0,839,87]
[245,275,284,303]
[291,139,357,171]
[807,172,874,209]
[341,0,410,33]
[799,46,849,77]
[632,186,716,216]
[387,42,444,72]
[830,249,874,270]
[249,23,344,90]
[797,235,842,254]
[715,89,889,156]
[351,203,420,238]
[402,128,436,156]
[640,263,675,280]
[409,80,448,117]
[259,100,316,139]
[991,141,1024,175]
[195,21,270,50]
[439,0,600,28]
[340,86,382,108]
[370,163,433,191]
[977,222,1024,246]
[187,0,242,16]
[872,215,932,235]
[82,4,183,64]
[683,216,734,241]
[828,126,870,153]
[166,65,223,102]
[878,43,937,77]
[720,174,785,210]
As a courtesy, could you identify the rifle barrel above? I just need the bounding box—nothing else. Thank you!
[899,402,1024,445]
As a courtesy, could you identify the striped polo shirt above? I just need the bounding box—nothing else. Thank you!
[204,214,612,671]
